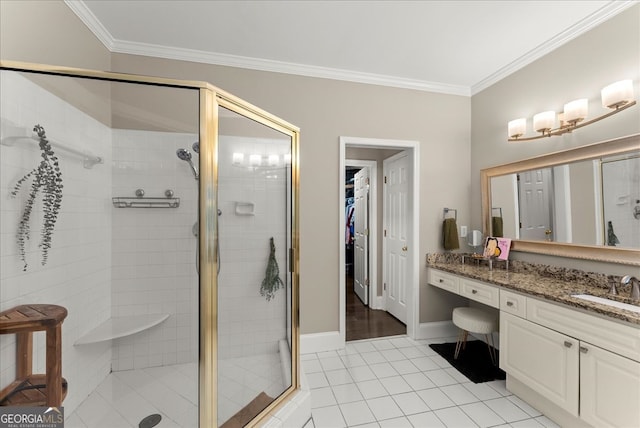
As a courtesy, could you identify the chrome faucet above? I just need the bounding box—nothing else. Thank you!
[621,275,640,301]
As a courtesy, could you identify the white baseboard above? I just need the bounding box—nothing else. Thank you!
[416,321,458,340]
[300,331,343,354]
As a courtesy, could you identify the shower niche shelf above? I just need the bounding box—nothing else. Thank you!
[112,197,180,208]
[74,314,170,345]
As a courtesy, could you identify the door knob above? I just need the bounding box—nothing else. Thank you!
[402,246,408,252]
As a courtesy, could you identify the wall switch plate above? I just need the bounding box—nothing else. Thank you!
[460,225,468,237]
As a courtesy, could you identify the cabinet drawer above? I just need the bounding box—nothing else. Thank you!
[500,290,527,318]
[428,270,459,293]
[460,278,499,308]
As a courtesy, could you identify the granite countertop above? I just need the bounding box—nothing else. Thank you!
[426,254,640,326]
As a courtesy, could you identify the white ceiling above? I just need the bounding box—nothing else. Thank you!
[67,0,635,96]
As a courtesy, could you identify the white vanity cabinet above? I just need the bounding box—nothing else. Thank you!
[579,342,640,428]
[501,297,640,428]
[427,268,640,427]
[500,312,579,416]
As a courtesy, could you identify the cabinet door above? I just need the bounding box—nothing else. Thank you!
[580,343,640,428]
[500,312,579,416]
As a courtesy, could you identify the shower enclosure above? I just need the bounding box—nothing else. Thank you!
[0,61,300,427]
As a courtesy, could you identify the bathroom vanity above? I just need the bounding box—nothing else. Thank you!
[427,257,640,428]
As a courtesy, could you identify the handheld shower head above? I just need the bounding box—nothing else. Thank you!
[176,148,192,161]
[176,148,199,180]
[192,142,199,154]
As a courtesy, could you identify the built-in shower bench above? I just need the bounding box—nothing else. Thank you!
[74,314,170,345]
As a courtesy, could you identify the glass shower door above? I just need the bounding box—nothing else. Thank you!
[215,106,294,427]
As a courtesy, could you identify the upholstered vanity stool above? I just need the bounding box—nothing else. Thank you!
[452,306,497,365]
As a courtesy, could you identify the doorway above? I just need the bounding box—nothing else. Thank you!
[345,161,404,341]
[339,137,420,344]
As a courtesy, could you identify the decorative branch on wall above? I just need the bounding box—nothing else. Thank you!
[260,237,284,301]
[10,125,63,271]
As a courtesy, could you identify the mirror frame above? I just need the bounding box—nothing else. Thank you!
[481,133,640,266]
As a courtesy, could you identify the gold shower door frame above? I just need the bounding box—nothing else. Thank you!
[0,60,301,428]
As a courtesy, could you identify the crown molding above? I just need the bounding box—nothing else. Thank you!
[112,39,471,96]
[471,1,638,95]
[64,0,115,50]
[66,0,635,98]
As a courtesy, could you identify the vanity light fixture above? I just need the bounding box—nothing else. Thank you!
[508,79,636,141]
[533,111,556,135]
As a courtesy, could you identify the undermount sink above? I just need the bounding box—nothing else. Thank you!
[571,294,640,314]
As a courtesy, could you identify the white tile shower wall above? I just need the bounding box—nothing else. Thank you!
[0,71,112,414]
[217,136,289,359]
[110,129,199,371]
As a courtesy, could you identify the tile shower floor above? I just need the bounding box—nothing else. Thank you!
[303,335,561,428]
[66,352,285,427]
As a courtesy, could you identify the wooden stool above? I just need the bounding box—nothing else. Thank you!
[0,304,68,407]
[452,306,497,365]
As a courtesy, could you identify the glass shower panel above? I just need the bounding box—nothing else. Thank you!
[216,106,293,426]
[0,69,200,427]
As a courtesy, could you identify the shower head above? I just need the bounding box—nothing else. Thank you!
[176,148,199,180]
[192,142,199,154]
[176,148,192,161]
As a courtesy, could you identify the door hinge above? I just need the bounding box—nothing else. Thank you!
[364,228,369,236]
[383,283,386,291]
[366,177,370,185]
[365,278,369,286]
[384,229,387,237]
[384,176,387,184]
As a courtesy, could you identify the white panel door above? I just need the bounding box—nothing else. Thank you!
[580,343,640,428]
[518,168,554,241]
[353,168,369,305]
[500,312,579,416]
[384,153,409,324]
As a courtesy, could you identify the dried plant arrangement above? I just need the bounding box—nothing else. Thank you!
[10,124,63,271]
[260,237,284,301]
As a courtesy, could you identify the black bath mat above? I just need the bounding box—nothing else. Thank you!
[429,341,505,384]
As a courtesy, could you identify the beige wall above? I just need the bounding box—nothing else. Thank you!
[0,0,109,70]
[471,5,640,276]
[1,1,112,125]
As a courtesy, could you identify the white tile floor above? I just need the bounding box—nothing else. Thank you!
[303,335,560,428]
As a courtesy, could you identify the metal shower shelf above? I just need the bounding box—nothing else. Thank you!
[112,197,180,208]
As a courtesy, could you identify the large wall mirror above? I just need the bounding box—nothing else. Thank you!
[481,133,640,265]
